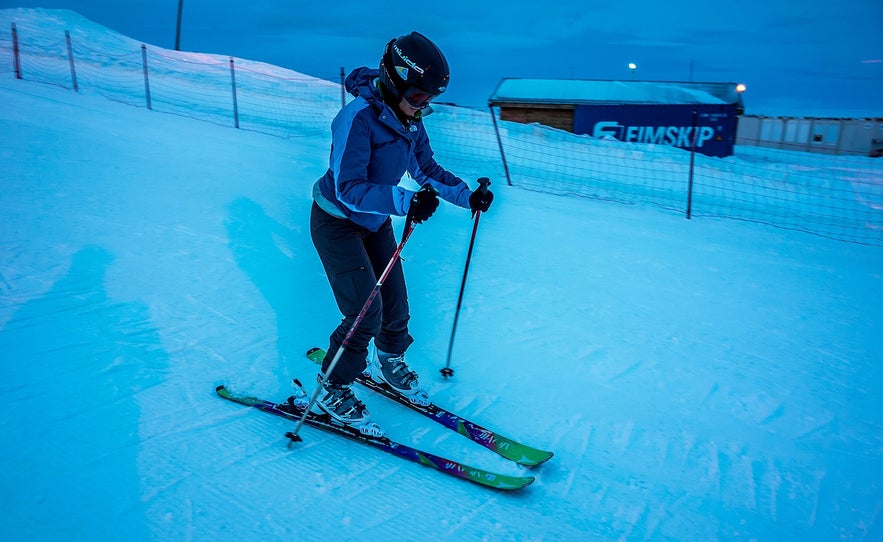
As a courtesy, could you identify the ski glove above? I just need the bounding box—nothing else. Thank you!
[468,178,494,215]
[407,185,439,224]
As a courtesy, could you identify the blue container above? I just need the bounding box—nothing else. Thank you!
[574,103,737,157]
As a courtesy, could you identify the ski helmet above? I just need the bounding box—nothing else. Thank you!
[379,32,450,108]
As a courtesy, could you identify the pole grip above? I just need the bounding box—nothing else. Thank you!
[470,177,491,219]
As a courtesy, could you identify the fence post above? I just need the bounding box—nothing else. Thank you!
[686,110,697,219]
[489,106,513,186]
[229,57,239,128]
[140,44,152,110]
[174,0,184,51]
[340,66,346,108]
[11,22,21,79]
[65,30,78,92]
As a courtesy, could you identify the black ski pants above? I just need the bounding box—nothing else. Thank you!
[310,202,413,385]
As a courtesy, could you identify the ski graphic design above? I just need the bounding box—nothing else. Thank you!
[306,347,553,466]
[216,384,535,491]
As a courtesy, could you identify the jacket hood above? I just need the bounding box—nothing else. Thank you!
[345,67,382,102]
[345,66,430,124]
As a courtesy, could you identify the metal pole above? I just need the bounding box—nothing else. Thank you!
[175,0,184,51]
[65,30,78,92]
[141,45,152,110]
[229,57,239,128]
[288,220,416,442]
[286,186,434,443]
[489,106,513,186]
[441,178,490,378]
[11,23,21,79]
[686,110,697,219]
[340,66,346,109]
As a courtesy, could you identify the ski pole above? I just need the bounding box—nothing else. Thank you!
[441,177,490,379]
[288,186,431,443]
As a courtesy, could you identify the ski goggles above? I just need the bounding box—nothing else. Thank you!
[402,86,438,109]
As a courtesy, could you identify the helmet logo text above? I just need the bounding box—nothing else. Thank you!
[393,43,425,75]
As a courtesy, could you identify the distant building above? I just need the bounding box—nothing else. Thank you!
[488,79,745,157]
[737,115,883,157]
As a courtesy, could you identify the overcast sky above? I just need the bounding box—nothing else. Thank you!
[3,1,882,115]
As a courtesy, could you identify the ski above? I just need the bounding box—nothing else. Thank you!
[306,347,554,467]
[216,384,535,491]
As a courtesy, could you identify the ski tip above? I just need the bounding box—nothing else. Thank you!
[517,450,555,467]
[495,447,555,467]
[305,347,326,364]
[215,384,227,392]
[497,476,535,491]
[526,451,555,467]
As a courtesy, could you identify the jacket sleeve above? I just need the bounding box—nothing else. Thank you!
[409,125,472,209]
[331,107,410,216]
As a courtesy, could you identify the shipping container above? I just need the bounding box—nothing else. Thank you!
[489,79,743,158]
[574,103,737,157]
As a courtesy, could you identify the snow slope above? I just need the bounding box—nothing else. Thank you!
[1,9,882,542]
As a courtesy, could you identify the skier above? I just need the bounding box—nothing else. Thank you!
[310,31,493,431]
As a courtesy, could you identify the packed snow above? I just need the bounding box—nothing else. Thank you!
[1,9,882,542]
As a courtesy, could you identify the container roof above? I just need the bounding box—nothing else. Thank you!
[488,78,743,106]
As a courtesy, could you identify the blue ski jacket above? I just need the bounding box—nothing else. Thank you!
[313,67,472,231]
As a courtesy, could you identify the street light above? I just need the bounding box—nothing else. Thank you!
[628,62,637,79]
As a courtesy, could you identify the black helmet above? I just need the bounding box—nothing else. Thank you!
[379,32,450,108]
